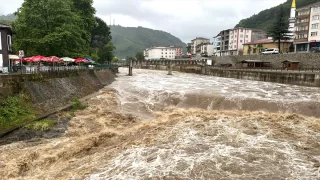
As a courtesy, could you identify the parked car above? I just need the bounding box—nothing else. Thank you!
[261,48,279,55]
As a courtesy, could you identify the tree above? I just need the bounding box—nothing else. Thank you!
[90,17,111,50]
[13,0,95,57]
[98,42,116,64]
[135,52,144,61]
[186,45,191,54]
[257,43,263,53]
[268,5,292,53]
[247,46,252,55]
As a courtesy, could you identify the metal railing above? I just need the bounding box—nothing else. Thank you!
[0,64,118,75]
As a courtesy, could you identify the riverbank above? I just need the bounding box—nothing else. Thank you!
[0,68,117,136]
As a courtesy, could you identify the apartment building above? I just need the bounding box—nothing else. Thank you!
[219,29,230,56]
[190,37,210,55]
[229,28,267,55]
[294,4,311,52]
[175,47,183,58]
[213,34,221,56]
[218,28,267,56]
[199,43,214,56]
[308,4,320,51]
[0,23,13,73]
[144,46,176,60]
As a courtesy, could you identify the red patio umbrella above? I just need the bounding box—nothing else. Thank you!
[74,58,89,63]
[49,56,63,63]
[24,55,45,63]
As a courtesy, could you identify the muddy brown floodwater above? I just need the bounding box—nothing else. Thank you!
[0,68,320,180]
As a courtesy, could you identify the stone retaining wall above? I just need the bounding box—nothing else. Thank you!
[213,53,320,68]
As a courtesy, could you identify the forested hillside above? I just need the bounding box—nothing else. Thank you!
[110,26,186,59]
[235,0,320,31]
[0,14,15,25]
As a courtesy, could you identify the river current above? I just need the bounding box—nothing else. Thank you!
[0,68,319,179]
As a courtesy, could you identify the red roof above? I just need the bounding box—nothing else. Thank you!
[243,38,291,45]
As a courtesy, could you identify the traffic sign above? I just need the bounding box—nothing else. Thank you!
[19,50,24,58]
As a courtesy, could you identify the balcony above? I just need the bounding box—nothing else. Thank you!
[295,29,308,34]
[296,14,310,19]
[295,21,309,26]
[294,38,308,43]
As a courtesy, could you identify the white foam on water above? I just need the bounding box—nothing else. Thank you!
[87,116,319,180]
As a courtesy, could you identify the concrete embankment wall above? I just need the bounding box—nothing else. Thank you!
[0,69,116,113]
[135,65,320,87]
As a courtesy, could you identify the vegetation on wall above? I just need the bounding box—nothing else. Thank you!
[111,26,186,60]
[235,0,320,31]
[0,94,35,132]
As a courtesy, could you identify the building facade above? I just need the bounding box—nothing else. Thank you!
[243,38,292,55]
[0,23,13,72]
[293,2,320,52]
[213,34,221,56]
[199,43,214,57]
[175,47,183,58]
[190,37,210,55]
[144,46,176,60]
[220,28,267,56]
[220,29,230,56]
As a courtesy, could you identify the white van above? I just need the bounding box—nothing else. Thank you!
[261,48,279,55]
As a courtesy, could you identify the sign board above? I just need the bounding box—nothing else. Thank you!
[19,50,24,58]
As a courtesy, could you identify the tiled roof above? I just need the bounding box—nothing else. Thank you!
[243,38,291,45]
[0,23,12,29]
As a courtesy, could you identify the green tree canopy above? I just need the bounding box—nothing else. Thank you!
[98,42,116,64]
[268,5,291,53]
[13,0,96,57]
[135,52,144,61]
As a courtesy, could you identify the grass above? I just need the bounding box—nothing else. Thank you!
[24,119,57,132]
[71,97,87,111]
[0,94,36,132]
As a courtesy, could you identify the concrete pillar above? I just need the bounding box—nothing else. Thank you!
[201,66,206,74]
[129,59,133,76]
[168,60,173,75]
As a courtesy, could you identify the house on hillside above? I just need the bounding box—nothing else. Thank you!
[243,38,292,55]
[0,23,13,73]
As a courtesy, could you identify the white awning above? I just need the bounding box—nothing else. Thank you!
[61,57,75,62]
[8,54,20,59]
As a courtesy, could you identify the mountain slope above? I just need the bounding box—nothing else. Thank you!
[0,13,15,21]
[110,26,186,59]
[235,0,320,31]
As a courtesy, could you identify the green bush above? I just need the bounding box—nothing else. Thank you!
[71,97,87,111]
[0,95,35,130]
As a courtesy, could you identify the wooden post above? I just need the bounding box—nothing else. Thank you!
[129,59,133,76]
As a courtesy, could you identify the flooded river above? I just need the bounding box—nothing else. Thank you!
[0,68,320,179]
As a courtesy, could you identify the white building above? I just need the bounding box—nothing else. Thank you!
[144,46,176,60]
[200,43,214,56]
[190,37,210,55]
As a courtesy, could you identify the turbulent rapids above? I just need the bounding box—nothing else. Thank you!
[1,68,320,179]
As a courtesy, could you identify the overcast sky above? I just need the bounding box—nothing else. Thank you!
[1,0,287,43]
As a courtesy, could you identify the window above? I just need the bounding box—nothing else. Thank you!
[234,45,236,48]
[311,31,318,36]
[245,40,248,43]
[0,32,1,50]
[234,40,236,43]
[240,29,243,32]
[312,23,319,29]
[240,35,243,38]
[313,15,319,20]
[246,35,248,38]
[240,40,243,43]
